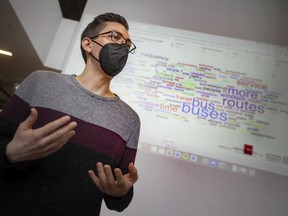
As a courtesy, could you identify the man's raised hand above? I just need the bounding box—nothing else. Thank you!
[88,162,139,197]
[5,108,77,163]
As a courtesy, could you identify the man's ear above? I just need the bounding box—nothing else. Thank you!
[82,37,92,53]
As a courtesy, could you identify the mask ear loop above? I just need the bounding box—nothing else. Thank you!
[89,39,104,62]
[90,39,104,48]
[90,52,99,62]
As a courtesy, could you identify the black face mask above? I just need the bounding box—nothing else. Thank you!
[90,40,129,77]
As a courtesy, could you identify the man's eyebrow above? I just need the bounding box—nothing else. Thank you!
[114,30,131,41]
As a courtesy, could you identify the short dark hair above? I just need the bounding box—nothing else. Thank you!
[80,12,129,62]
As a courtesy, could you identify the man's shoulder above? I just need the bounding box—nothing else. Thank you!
[23,70,71,88]
[117,99,140,124]
[15,70,71,98]
[27,70,66,80]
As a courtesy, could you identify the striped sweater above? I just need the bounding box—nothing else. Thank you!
[0,70,140,216]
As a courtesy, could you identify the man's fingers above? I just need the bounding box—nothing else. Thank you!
[113,163,138,185]
[104,165,117,187]
[88,170,101,188]
[42,130,76,154]
[23,108,75,139]
[41,121,77,144]
[128,162,137,173]
[22,108,38,129]
[88,163,138,197]
[128,162,138,182]
[37,115,74,137]
[96,162,107,183]
[114,168,124,184]
[64,129,76,140]
[90,163,110,193]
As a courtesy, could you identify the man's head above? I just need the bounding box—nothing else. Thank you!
[80,13,129,63]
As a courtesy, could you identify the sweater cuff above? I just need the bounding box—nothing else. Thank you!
[103,187,134,212]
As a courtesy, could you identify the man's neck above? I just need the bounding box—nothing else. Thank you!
[76,66,115,98]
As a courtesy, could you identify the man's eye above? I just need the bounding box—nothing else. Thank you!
[111,32,121,41]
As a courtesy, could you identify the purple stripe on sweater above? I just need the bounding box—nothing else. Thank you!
[0,96,137,167]
[34,107,128,164]
[119,148,137,168]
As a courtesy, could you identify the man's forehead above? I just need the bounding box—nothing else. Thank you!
[101,21,129,37]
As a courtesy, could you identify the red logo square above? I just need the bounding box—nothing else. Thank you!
[244,144,253,155]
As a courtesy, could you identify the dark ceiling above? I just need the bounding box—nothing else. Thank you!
[59,0,87,21]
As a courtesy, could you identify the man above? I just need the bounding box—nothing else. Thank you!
[0,13,140,215]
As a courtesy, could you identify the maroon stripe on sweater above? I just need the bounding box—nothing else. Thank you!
[1,96,136,166]
[34,107,128,165]
[118,147,137,168]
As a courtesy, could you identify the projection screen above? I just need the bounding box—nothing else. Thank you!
[63,14,288,216]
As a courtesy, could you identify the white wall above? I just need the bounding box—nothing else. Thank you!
[9,0,78,70]
[9,0,288,71]
[9,0,63,63]
[45,18,78,70]
[82,0,288,47]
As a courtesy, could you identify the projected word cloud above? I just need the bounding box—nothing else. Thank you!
[110,22,288,176]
